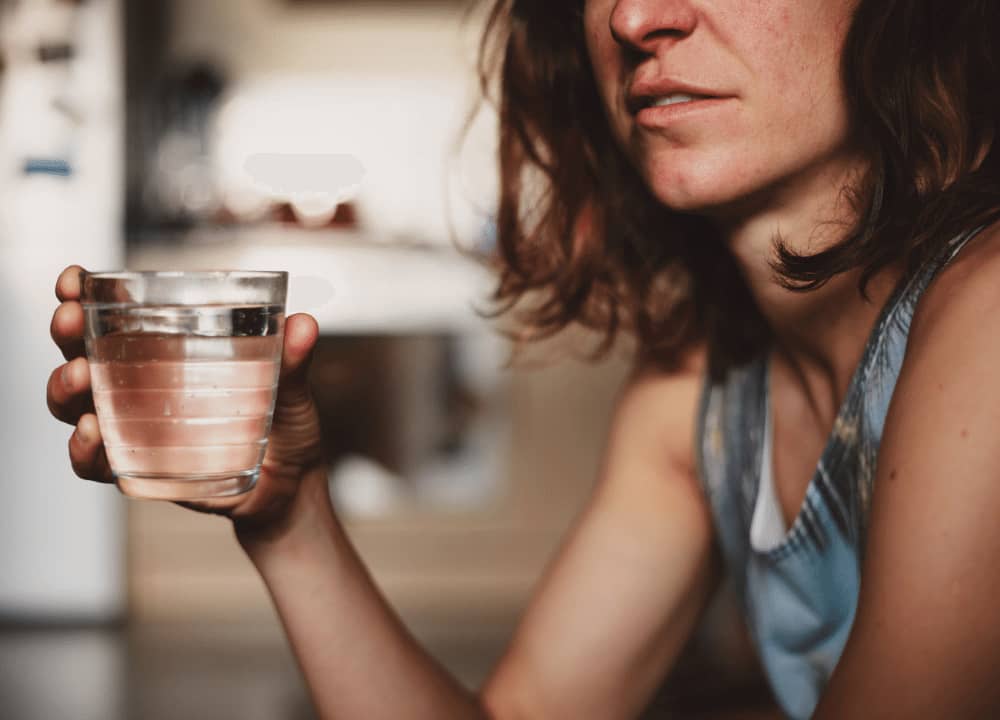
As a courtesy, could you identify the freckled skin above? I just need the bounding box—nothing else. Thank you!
[583,0,861,217]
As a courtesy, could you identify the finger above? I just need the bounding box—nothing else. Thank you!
[280,313,319,380]
[277,313,319,403]
[55,265,86,302]
[69,413,113,483]
[47,356,95,424]
[50,300,86,360]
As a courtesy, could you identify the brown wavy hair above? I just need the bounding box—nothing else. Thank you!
[478,0,1000,375]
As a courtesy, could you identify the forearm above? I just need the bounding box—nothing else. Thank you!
[239,468,486,720]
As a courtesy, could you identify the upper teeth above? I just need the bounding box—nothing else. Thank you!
[651,94,700,107]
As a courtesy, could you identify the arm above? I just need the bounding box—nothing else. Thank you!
[242,355,718,720]
[814,225,1000,718]
[50,265,716,719]
[240,467,486,719]
[480,359,718,718]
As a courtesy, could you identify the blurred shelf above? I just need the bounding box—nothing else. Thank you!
[126,225,497,335]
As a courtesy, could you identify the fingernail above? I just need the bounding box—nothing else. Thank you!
[76,423,91,444]
[61,364,73,389]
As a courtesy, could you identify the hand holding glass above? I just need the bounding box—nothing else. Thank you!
[80,271,288,501]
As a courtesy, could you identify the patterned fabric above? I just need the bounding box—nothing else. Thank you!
[694,226,985,719]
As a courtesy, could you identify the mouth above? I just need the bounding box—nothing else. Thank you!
[627,92,719,116]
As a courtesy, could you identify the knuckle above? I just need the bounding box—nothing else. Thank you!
[69,446,91,480]
[67,355,86,378]
[49,309,62,342]
[57,265,83,298]
[46,371,70,421]
[47,393,65,422]
[70,443,105,483]
[51,303,82,345]
[46,364,60,392]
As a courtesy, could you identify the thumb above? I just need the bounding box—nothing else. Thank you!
[277,313,319,399]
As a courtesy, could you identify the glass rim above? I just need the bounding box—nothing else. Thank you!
[82,270,288,281]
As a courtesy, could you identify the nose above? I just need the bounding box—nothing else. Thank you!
[608,0,697,55]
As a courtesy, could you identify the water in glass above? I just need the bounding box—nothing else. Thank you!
[82,284,286,500]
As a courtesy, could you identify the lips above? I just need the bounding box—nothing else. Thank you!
[626,79,729,116]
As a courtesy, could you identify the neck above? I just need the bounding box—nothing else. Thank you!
[710,156,901,416]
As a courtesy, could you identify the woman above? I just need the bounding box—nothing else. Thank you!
[47,0,1000,717]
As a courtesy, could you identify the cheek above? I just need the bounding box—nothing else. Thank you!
[739,2,849,112]
[743,25,852,158]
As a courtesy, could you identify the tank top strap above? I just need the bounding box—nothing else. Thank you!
[694,223,989,579]
[833,223,989,537]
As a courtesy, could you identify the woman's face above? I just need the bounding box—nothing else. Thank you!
[583,0,860,218]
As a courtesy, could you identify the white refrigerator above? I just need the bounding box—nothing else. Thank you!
[0,0,126,622]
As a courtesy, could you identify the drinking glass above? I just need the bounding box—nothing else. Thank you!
[80,270,288,500]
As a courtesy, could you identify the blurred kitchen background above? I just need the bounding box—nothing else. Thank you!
[0,1,768,718]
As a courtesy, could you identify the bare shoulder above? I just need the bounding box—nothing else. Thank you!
[885,215,1000,479]
[908,218,1000,343]
[816,218,1000,717]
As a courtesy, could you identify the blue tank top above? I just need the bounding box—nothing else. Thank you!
[694,226,984,719]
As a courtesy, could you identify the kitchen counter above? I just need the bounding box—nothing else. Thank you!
[0,612,779,720]
[0,618,511,720]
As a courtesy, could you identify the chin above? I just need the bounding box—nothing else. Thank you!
[639,157,775,219]
[645,174,747,215]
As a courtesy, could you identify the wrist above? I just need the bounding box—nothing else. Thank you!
[235,464,340,563]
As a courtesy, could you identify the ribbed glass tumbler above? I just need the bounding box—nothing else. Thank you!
[80,270,287,500]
